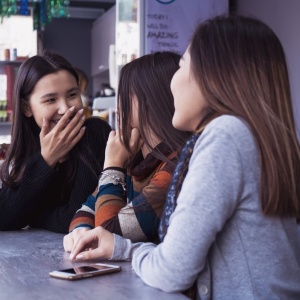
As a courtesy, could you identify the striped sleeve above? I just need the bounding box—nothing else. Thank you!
[95,155,177,242]
[95,170,127,228]
[68,186,97,232]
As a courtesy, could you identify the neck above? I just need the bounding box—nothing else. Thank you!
[141,134,162,158]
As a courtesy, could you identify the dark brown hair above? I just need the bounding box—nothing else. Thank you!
[189,15,300,217]
[117,52,190,165]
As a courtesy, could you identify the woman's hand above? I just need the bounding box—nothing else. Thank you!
[63,227,91,253]
[69,227,114,261]
[103,128,143,169]
[40,107,86,167]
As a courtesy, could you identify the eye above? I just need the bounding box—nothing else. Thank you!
[68,92,79,99]
[45,98,56,103]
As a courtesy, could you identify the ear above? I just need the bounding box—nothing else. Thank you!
[22,100,33,117]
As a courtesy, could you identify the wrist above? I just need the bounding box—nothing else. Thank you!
[103,158,127,169]
[103,166,126,173]
[99,169,126,191]
[41,152,57,168]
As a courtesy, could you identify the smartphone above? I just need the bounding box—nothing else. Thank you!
[49,263,121,280]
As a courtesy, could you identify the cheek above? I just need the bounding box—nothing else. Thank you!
[170,72,179,97]
[74,98,84,110]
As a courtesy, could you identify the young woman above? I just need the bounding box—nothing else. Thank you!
[0,52,111,233]
[69,15,300,299]
[63,52,191,252]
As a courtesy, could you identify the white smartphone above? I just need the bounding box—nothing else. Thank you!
[49,263,121,280]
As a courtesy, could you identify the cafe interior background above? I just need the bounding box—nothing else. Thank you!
[0,0,299,160]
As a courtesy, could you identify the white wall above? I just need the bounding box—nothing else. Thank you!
[237,0,300,139]
[91,5,116,96]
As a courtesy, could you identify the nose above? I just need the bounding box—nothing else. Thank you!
[57,99,71,115]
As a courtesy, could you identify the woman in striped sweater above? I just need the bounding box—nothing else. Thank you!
[64,52,191,251]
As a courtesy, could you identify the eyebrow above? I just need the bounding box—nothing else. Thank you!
[40,87,80,99]
[40,93,57,99]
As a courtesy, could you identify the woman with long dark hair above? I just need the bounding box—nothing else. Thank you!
[0,52,111,233]
[69,15,300,299]
[64,52,190,251]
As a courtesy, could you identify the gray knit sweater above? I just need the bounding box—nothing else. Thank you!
[111,115,300,300]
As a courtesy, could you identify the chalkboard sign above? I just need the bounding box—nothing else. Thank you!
[145,0,228,55]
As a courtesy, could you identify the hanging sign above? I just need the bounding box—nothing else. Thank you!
[145,0,228,54]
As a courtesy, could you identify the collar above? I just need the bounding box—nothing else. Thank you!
[130,142,173,179]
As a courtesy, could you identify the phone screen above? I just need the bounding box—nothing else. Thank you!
[61,265,110,274]
[49,264,121,280]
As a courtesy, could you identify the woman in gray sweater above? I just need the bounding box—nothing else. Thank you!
[70,16,300,299]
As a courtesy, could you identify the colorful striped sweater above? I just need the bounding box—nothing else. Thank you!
[69,143,178,243]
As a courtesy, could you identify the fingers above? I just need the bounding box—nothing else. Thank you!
[70,230,97,260]
[107,130,116,142]
[69,227,114,261]
[52,106,77,132]
[64,228,91,253]
[63,109,86,138]
[67,126,86,149]
[40,117,50,139]
[50,107,85,141]
[63,234,74,252]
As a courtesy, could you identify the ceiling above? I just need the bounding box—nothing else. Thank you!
[68,0,116,19]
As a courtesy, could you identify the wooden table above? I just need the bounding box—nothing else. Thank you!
[0,228,187,300]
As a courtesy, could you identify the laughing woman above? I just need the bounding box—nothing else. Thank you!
[69,15,300,299]
[0,52,111,233]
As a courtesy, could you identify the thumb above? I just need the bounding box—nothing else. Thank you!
[40,117,50,138]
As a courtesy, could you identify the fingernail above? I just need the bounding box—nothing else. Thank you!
[69,253,74,260]
[81,115,85,121]
[78,109,84,114]
[76,254,83,260]
[69,106,75,112]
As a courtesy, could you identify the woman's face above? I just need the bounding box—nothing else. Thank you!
[23,70,83,131]
[171,47,207,131]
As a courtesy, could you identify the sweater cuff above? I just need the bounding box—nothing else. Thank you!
[110,234,133,261]
[110,234,144,261]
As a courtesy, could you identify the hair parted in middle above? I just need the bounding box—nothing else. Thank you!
[189,15,300,218]
[117,51,191,164]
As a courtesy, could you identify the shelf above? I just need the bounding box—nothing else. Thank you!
[0,60,25,66]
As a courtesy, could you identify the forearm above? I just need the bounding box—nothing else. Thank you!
[32,162,99,233]
[69,190,98,232]
[0,153,57,230]
[96,167,172,242]
[95,169,126,227]
[69,207,95,232]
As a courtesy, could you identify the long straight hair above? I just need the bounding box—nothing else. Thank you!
[117,52,191,165]
[0,52,98,190]
[190,15,300,217]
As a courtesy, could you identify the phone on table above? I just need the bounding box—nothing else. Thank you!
[49,263,121,280]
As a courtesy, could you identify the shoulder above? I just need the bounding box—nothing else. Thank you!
[84,117,111,141]
[199,115,256,149]
[84,117,111,133]
[82,117,111,152]
[193,115,259,166]
[205,115,251,136]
